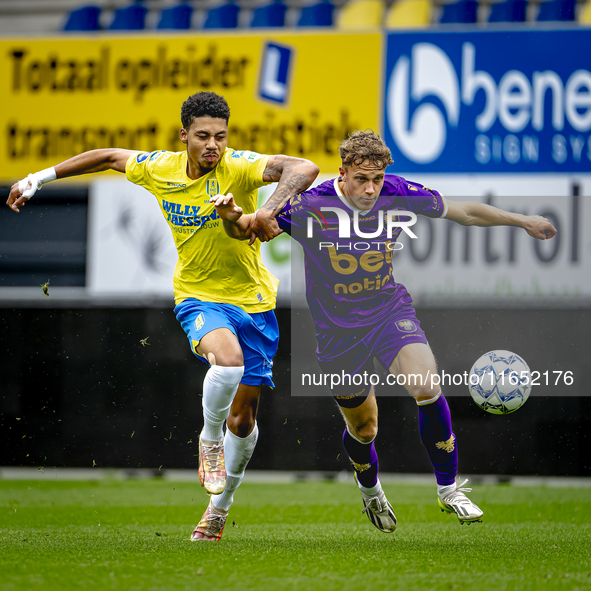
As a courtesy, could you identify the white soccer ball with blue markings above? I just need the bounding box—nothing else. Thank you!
[468,350,532,414]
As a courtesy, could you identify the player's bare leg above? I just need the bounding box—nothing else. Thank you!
[225,383,260,438]
[389,343,483,524]
[191,384,261,541]
[339,392,396,533]
[196,328,244,495]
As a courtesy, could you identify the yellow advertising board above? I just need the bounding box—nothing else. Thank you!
[0,31,381,182]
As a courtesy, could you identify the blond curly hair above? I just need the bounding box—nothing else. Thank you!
[339,130,394,169]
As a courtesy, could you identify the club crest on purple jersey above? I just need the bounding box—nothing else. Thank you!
[396,319,418,333]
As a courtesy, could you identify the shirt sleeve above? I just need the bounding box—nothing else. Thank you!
[276,193,309,240]
[400,180,448,218]
[224,150,271,193]
[125,151,162,189]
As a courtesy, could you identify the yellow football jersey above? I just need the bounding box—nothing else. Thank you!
[126,148,279,312]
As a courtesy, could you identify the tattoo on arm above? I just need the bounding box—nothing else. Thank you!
[261,172,315,215]
[262,155,287,183]
[261,155,318,216]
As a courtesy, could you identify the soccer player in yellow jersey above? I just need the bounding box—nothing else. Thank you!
[7,92,319,541]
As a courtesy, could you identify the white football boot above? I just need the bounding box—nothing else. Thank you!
[357,477,397,533]
[191,498,228,541]
[198,435,226,495]
[438,479,484,524]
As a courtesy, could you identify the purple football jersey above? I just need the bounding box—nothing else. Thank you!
[277,175,447,330]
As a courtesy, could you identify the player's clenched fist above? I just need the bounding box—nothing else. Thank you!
[250,208,282,243]
[523,215,557,240]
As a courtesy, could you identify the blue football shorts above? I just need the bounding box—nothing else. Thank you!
[174,298,279,388]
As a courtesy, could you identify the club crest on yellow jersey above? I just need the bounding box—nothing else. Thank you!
[207,179,220,197]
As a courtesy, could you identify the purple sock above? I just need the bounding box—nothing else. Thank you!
[417,394,458,486]
[342,429,379,488]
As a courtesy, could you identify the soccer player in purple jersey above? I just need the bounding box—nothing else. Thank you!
[211,130,556,531]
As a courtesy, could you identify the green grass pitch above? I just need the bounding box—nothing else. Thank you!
[1,478,590,590]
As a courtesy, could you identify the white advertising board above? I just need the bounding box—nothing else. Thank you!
[87,180,177,298]
[87,175,591,306]
[392,193,590,304]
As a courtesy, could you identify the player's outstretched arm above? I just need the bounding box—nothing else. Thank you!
[7,148,139,213]
[253,155,319,242]
[210,193,256,241]
[445,200,557,240]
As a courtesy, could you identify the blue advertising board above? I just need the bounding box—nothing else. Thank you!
[383,29,591,173]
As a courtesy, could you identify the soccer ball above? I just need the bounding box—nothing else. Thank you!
[468,350,532,414]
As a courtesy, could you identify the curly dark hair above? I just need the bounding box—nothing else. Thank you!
[339,130,394,169]
[180,92,231,129]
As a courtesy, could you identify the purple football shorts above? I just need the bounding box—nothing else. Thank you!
[316,304,429,408]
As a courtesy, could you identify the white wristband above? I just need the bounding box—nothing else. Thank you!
[37,167,57,186]
[17,166,56,199]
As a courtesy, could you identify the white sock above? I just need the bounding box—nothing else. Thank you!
[359,479,382,497]
[212,423,259,511]
[438,482,457,497]
[201,365,244,442]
